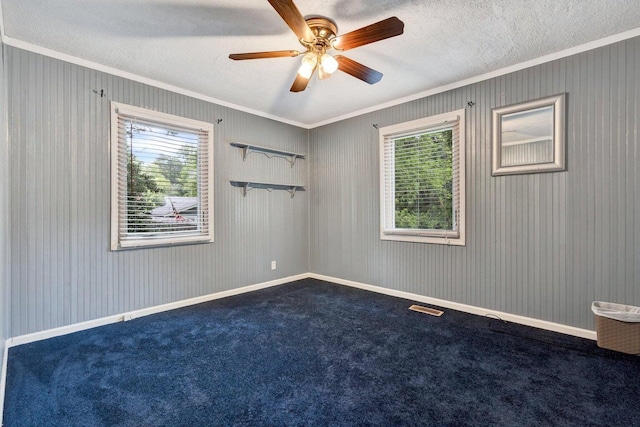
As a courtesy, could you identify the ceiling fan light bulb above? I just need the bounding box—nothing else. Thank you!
[298,63,314,79]
[318,64,330,80]
[298,52,318,79]
[301,52,317,67]
[298,64,315,79]
[320,53,339,74]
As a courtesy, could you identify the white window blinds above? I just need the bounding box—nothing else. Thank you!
[110,102,214,250]
[379,110,465,245]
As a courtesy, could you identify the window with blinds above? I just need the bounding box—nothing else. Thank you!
[110,102,214,250]
[379,110,465,245]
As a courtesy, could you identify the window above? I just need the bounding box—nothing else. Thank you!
[110,102,214,250]
[379,109,465,245]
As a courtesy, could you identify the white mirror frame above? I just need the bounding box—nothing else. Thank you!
[492,93,566,176]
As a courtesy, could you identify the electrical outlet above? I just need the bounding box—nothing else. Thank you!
[271,260,277,270]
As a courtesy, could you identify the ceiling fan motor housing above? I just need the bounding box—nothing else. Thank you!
[303,17,337,52]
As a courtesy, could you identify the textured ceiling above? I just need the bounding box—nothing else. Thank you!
[2,0,640,127]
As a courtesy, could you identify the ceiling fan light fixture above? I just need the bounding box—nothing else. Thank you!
[297,51,317,78]
[318,64,331,80]
[320,53,339,74]
[228,2,404,92]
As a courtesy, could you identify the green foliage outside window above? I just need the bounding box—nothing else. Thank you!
[126,155,164,233]
[145,145,198,197]
[393,129,453,230]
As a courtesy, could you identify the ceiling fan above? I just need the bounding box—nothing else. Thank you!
[228,0,404,92]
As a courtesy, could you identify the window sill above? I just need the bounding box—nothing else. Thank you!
[111,235,214,251]
[380,232,465,246]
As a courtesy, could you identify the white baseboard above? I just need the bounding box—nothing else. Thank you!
[308,273,597,341]
[7,273,308,348]
[7,272,597,348]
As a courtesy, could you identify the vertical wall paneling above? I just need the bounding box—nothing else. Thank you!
[5,35,640,338]
[6,46,309,337]
[309,36,640,331]
[0,42,9,391]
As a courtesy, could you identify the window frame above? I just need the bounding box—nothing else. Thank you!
[110,102,214,250]
[379,109,466,246]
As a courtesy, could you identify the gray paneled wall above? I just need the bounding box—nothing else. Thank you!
[309,37,640,330]
[1,42,9,376]
[6,46,309,337]
[5,36,640,338]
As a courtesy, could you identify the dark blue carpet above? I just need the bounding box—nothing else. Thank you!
[3,279,639,426]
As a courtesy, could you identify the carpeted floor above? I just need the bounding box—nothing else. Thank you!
[3,278,639,426]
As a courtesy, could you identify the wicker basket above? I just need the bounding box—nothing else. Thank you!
[595,315,640,355]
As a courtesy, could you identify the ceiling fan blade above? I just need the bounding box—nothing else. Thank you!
[290,66,316,92]
[229,50,300,60]
[335,56,383,84]
[332,17,404,51]
[268,0,315,42]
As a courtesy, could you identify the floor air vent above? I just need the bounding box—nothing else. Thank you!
[409,305,444,316]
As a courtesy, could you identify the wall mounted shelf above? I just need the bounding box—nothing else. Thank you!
[230,142,306,167]
[230,180,305,198]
